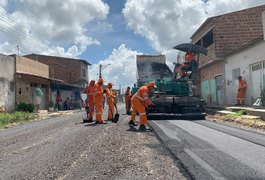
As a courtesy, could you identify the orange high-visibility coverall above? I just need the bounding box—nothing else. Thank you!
[237,79,247,104]
[185,52,195,62]
[125,89,131,113]
[176,64,185,78]
[130,85,152,125]
[106,88,115,120]
[84,83,95,120]
[94,83,104,122]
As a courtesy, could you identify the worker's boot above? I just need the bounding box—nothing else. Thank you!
[128,120,137,126]
[95,121,107,124]
[87,119,94,123]
[138,124,150,131]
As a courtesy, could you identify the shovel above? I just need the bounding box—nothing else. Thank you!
[111,104,119,123]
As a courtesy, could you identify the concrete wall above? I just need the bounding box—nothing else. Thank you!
[0,54,15,112]
[225,40,265,105]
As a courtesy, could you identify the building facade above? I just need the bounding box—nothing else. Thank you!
[15,55,50,110]
[24,54,91,109]
[225,37,265,105]
[0,54,16,112]
[191,5,265,105]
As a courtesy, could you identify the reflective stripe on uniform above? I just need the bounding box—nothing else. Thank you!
[95,112,103,115]
[135,94,144,101]
[139,112,146,116]
[132,112,137,115]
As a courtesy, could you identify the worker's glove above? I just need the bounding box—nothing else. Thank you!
[103,90,106,93]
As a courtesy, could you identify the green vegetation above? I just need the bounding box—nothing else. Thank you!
[49,100,54,107]
[0,112,35,129]
[227,109,247,118]
[17,102,35,112]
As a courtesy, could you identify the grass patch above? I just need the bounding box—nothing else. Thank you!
[0,112,35,129]
[227,109,247,118]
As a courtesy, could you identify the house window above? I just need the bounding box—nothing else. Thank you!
[252,63,261,71]
[195,29,214,48]
[232,68,240,81]
[81,69,86,78]
[202,29,213,48]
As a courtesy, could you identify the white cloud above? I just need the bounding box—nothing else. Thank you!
[123,0,207,52]
[123,0,265,52]
[0,0,109,57]
[118,0,265,88]
[205,0,265,17]
[89,44,140,91]
[0,0,7,7]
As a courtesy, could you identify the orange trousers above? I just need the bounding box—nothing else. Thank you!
[130,97,147,125]
[107,101,115,120]
[87,100,94,120]
[237,90,246,104]
[95,102,103,122]
[125,97,131,112]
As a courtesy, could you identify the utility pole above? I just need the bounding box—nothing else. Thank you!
[17,45,19,56]
[99,64,111,78]
[99,64,102,78]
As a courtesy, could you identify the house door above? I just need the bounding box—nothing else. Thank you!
[250,62,264,99]
[215,75,224,105]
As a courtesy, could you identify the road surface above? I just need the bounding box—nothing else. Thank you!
[149,118,265,180]
[0,104,185,180]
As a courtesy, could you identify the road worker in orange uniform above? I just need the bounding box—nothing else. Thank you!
[105,82,115,121]
[237,76,247,105]
[175,63,185,79]
[84,80,96,122]
[129,82,157,130]
[185,51,195,62]
[93,78,106,124]
[125,87,132,114]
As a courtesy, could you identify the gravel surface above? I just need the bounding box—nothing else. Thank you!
[0,105,185,180]
[206,111,265,132]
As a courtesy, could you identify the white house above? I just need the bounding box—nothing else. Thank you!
[225,37,265,105]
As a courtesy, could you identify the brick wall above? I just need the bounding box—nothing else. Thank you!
[200,61,225,81]
[16,56,49,78]
[192,5,265,63]
[214,5,265,58]
[24,54,88,86]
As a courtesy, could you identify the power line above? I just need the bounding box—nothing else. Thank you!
[0,14,50,46]
[0,26,46,53]
[0,14,55,54]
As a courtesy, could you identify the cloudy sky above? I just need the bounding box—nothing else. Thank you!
[0,0,265,90]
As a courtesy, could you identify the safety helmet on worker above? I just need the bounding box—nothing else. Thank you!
[147,81,157,88]
[107,82,112,86]
[98,78,104,83]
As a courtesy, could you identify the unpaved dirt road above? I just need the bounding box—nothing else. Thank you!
[0,105,185,180]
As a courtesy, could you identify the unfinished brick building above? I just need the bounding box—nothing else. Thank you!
[191,5,265,105]
[24,54,91,109]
